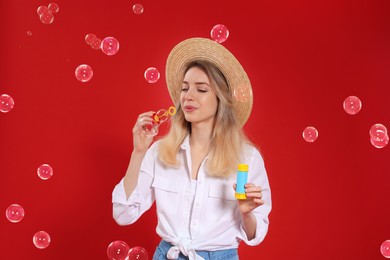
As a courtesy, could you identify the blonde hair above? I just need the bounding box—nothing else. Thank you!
[158,60,252,177]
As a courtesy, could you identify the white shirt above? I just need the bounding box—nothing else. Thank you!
[112,136,272,259]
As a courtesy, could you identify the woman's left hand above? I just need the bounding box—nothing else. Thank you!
[233,183,264,215]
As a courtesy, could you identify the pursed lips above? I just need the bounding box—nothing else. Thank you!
[184,105,197,112]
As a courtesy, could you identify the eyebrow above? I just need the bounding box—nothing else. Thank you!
[182,80,210,86]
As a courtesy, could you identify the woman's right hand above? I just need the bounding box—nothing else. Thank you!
[132,111,155,153]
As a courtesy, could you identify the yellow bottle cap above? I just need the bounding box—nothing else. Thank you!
[238,164,248,172]
[235,193,247,200]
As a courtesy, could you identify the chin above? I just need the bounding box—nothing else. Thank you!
[184,116,195,123]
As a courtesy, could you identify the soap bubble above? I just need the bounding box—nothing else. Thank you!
[154,109,168,124]
[144,67,160,83]
[101,37,120,56]
[370,135,389,149]
[303,126,318,143]
[343,95,362,115]
[139,118,159,136]
[40,12,54,24]
[37,6,49,16]
[0,94,15,113]
[369,124,389,148]
[75,64,93,82]
[381,240,390,258]
[233,85,252,102]
[370,132,389,149]
[133,4,144,14]
[210,24,229,43]
[107,240,130,260]
[48,3,59,13]
[90,37,102,50]
[128,246,148,260]
[6,204,25,223]
[33,231,51,249]
[85,33,97,45]
[369,123,388,137]
[37,164,53,180]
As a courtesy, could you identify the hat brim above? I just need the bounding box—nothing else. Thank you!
[165,37,253,128]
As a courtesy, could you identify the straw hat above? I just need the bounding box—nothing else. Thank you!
[165,37,253,128]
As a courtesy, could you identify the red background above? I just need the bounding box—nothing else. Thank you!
[1,0,389,259]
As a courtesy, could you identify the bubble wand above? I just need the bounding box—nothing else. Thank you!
[140,106,176,136]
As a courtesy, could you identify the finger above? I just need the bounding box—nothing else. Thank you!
[135,112,156,130]
[136,112,155,123]
[245,186,262,193]
[139,111,155,117]
[137,117,153,127]
[253,198,265,205]
[244,183,261,188]
[245,192,262,199]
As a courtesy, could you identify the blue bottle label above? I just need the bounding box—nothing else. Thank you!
[235,170,248,196]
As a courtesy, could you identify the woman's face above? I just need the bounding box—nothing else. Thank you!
[180,66,218,127]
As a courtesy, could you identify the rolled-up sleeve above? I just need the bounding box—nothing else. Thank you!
[112,142,158,226]
[237,147,272,246]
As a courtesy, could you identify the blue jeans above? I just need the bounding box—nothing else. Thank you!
[153,240,239,260]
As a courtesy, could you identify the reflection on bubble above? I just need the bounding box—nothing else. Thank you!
[128,246,148,260]
[101,37,120,56]
[6,204,25,223]
[107,240,130,260]
[27,31,33,36]
[210,24,229,43]
[48,3,59,13]
[144,67,160,83]
[0,94,15,113]
[343,96,362,115]
[233,85,252,102]
[381,240,390,258]
[37,164,53,180]
[133,4,144,14]
[303,126,318,143]
[33,231,51,249]
[75,64,93,82]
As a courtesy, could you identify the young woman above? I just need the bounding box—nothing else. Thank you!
[112,38,272,260]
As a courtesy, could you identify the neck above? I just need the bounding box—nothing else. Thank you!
[189,123,213,149]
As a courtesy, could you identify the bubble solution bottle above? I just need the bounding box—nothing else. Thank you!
[235,164,248,200]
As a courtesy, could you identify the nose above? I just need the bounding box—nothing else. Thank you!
[184,87,195,101]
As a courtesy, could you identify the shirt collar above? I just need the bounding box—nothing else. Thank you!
[179,135,210,161]
[180,135,190,150]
